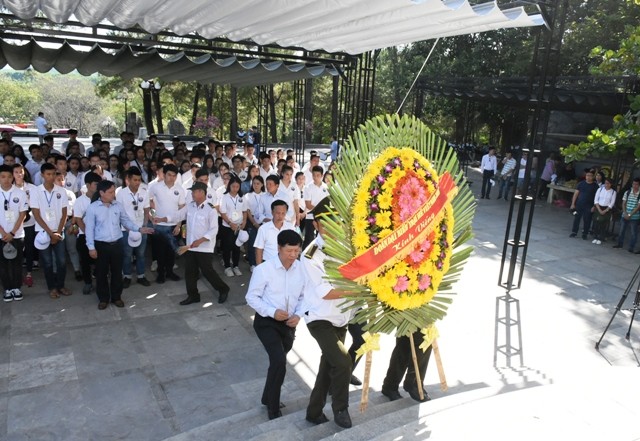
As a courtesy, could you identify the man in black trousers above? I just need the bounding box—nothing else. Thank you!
[84,180,153,310]
[382,330,433,403]
[178,182,230,305]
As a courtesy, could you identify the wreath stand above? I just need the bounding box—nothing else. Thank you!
[595,264,640,349]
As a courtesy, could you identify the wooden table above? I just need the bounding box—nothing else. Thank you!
[547,184,577,204]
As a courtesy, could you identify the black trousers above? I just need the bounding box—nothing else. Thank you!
[302,218,316,250]
[481,170,494,198]
[76,234,95,285]
[348,321,365,370]
[253,313,296,415]
[184,251,229,301]
[95,239,124,303]
[219,225,239,268]
[306,320,351,419]
[0,238,23,290]
[382,331,433,393]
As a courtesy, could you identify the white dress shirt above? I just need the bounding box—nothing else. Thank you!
[0,186,28,239]
[116,186,150,229]
[304,182,329,219]
[73,194,91,235]
[480,154,497,173]
[30,184,68,232]
[246,257,306,319]
[148,181,185,225]
[218,193,246,228]
[301,236,353,327]
[254,221,295,262]
[256,186,295,224]
[594,187,617,209]
[181,200,218,253]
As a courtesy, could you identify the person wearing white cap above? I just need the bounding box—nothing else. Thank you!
[116,167,151,289]
[176,181,229,306]
[72,172,101,295]
[0,165,28,302]
[30,162,71,299]
[84,180,154,310]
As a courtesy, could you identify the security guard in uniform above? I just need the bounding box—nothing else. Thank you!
[178,182,229,305]
[301,197,354,429]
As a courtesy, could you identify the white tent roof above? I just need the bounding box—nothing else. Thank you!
[0,0,545,55]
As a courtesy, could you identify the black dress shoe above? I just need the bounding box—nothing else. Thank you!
[306,413,329,425]
[268,410,282,420]
[166,272,181,281]
[333,409,352,428]
[350,375,362,386]
[179,297,200,305]
[403,384,431,402]
[98,302,108,310]
[382,389,402,401]
[112,299,125,308]
[122,278,131,289]
[156,275,165,284]
[218,288,229,304]
[137,277,151,287]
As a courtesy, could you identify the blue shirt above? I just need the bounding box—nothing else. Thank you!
[84,199,140,250]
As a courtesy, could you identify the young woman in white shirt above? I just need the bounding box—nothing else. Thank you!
[218,175,247,277]
[244,175,264,272]
[12,164,39,287]
[592,178,617,245]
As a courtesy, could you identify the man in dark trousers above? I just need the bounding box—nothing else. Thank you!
[178,182,230,305]
[382,331,432,403]
[84,180,153,310]
[246,230,306,420]
[569,169,598,240]
[302,198,354,429]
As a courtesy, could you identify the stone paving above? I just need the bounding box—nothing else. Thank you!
[1,166,640,440]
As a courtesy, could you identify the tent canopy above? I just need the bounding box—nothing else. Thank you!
[1,0,544,55]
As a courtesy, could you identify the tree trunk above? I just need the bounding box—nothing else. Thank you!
[142,89,155,135]
[304,78,313,142]
[268,84,278,143]
[389,46,403,113]
[205,84,215,118]
[230,86,238,141]
[152,89,164,134]
[189,83,201,136]
[414,88,424,119]
[331,76,339,137]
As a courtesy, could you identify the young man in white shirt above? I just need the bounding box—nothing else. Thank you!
[26,144,45,186]
[279,166,300,226]
[0,165,28,301]
[61,129,85,155]
[35,112,48,144]
[117,167,151,288]
[246,230,306,420]
[177,182,230,305]
[258,152,276,180]
[480,147,497,199]
[149,164,185,283]
[303,166,328,248]
[30,163,71,299]
[254,199,295,265]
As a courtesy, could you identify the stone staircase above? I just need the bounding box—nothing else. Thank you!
[162,365,554,441]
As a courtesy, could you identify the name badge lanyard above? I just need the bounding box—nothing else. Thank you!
[1,190,11,211]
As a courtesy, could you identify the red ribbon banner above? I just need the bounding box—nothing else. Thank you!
[339,172,457,283]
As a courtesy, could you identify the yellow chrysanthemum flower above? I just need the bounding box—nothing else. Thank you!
[353,218,369,232]
[375,210,392,228]
[378,192,392,209]
[352,202,369,219]
[353,232,370,250]
[378,228,392,239]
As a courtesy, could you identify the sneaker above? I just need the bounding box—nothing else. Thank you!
[24,274,33,287]
[151,261,158,272]
[596,240,602,245]
[224,268,234,277]
[233,266,242,276]
[137,277,151,287]
[12,289,23,301]
[3,290,12,302]
[592,239,598,244]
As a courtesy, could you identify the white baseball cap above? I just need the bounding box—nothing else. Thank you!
[235,230,249,247]
[3,242,17,260]
[128,231,142,248]
[34,231,51,250]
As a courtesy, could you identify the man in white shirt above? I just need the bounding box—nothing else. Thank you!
[35,112,48,144]
[26,145,45,186]
[30,163,71,298]
[303,165,328,248]
[231,155,248,181]
[244,144,258,166]
[185,169,217,205]
[0,165,28,302]
[149,164,185,283]
[279,166,300,226]
[116,167,151,288]
[256,175,294,226]
[245,230,306,420]
[258,152,276,180]
[254,200,295,264]
[480,147,497,199]
[177,182,230,305]
[303,154,323,185]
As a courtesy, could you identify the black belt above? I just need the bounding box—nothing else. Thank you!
[96,240,121,246]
